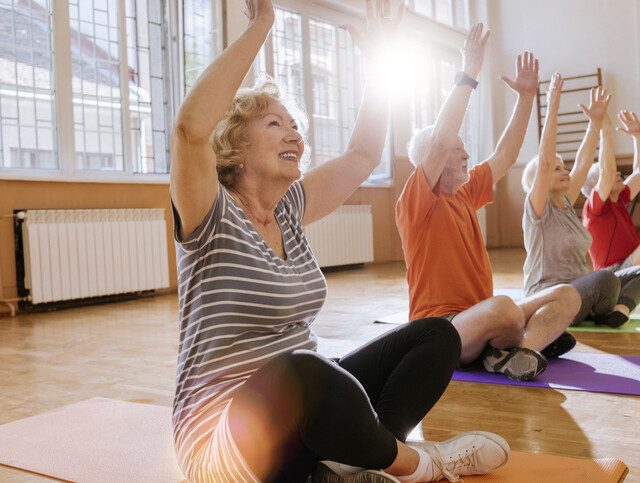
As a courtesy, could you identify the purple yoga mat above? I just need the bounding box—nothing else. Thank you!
[452,352,640,395]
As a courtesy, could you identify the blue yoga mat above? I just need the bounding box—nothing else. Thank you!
[452,352,640,395]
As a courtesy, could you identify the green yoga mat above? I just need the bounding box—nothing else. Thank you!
[376,311,640,332]
[568,315,640,333]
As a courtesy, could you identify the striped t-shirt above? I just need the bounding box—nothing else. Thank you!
[171,181,327,479]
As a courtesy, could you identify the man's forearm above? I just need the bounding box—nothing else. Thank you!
[492,94,535,162]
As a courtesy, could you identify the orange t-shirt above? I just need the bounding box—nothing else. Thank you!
[396,162,494,319]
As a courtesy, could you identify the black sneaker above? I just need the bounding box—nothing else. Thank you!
[541,332,576,358]
[482,346,547,382]
[593,311,629,328]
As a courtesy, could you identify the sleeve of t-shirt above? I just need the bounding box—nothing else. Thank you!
[171,186,229,253]
[282,180,306,221]
[619,184,632,207]
[395,165,440,227]
[524,192,550,225]
[461,162,494,210]
[585,188,608,216]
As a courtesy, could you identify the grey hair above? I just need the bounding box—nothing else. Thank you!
[582,163,600,198]
[407,125,436,167]
[521,153,564,193]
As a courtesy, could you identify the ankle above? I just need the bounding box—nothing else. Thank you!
[394,447,433,483]
[613,304,630,316]
[386,444,420,478]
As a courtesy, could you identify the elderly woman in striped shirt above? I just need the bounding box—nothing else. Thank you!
[169,1,509,481]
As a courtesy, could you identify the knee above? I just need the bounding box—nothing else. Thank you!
[594,270,621,293]
[412,317,462,358]
[490,295,525,334]
[553,283,582,317]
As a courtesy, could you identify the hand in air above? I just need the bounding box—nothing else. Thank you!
[579,86,611,123]
[343,0,405,61]
[500,51,539,97]
[461,23,491,79]
[545,72,563,107]
[617,110,640,138]
[244,0,274,24]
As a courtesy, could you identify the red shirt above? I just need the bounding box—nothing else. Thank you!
[582,185,640,270]
[396,163,494,319]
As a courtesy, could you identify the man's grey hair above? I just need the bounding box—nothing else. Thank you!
[582,163,600,198]
[407,125,436,168]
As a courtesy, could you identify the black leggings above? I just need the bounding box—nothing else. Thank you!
[569,268,640,323]
[228,317,461,482]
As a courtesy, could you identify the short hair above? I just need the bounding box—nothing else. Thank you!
[582,163,600,198]
[210,78,310,188]
[407,125,436,168]
[521,153,563,193]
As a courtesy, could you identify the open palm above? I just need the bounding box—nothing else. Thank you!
[618,110,640,137]
[500,51,539,96]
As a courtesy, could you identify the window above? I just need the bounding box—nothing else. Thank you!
[255,6,386,180]
[405,0,469,29]
[0,0,201,180]
[182,0,223,94]
[0,0,57,170]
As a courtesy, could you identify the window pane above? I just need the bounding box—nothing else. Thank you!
[412,0,433,17]
[0,0,57,169]
[69,0,124,171]
[271,8,304,100]
[453,0,470,28]
[309,18,339,166]
[435,0,453,26]
[183,0,222,92]
[125,0,169,173]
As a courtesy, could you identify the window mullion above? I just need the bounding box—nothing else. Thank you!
[300,13,315,166]
[118,0,133,175]
[52,0,76,176]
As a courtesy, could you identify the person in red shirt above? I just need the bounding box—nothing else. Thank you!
[580,109,640,325]
[396,27,581,382]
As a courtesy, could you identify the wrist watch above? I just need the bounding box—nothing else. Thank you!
[455,71,479,89]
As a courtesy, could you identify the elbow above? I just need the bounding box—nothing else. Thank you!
[172,115,210,145]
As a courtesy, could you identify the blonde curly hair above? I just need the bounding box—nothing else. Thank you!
[210,78,310,188]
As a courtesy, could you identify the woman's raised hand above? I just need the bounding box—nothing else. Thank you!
[244,0,274,25]
[579,86,611,124]
[343,0,405,62]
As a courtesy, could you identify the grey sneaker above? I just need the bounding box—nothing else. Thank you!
[482,346,547,381]
[312,461,400,483]
[412,431,510,482]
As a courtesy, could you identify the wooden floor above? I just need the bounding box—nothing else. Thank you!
[0,248,638,482]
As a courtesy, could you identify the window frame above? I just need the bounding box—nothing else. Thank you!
[0,0,195,184]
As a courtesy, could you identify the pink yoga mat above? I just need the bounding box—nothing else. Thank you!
[453,352,640,395]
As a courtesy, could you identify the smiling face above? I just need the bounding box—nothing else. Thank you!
[549,157,571,193]
[440,135,470,192]
[241,100,305,185]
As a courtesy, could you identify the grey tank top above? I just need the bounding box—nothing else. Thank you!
[171,181,327,470]
[523,194,593,295]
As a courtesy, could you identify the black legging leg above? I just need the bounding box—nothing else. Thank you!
[337,317,461,441]
[614,266,640,311]
[228,318,460,482]
[569,270,620,323]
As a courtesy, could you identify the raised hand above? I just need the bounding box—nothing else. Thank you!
[343,0,405,61]
[462,23,491,79]
[579,86,611,124]
[243,0,274,24]
[546,72,563,107]
[617,110,640,137]
[500,51,539,97]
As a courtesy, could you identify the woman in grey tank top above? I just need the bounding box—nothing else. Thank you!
[168,1,511,482]
[522,75,640,329]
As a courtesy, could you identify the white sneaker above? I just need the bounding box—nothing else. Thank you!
[413,431,510,482]
[313,460,401,482]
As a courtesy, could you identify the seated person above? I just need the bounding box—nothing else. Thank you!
[522,79,640,328]
[396,33,580,382]
[581,110,640,271]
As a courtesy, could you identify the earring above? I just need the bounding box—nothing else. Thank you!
[238,163,244,170]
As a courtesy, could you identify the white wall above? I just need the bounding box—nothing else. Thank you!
[483,0,640,165]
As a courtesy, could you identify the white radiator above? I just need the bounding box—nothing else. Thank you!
[304,205,374,268]
[21,209,170,304]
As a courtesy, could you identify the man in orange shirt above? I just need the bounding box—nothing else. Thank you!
[396,24,580,381]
